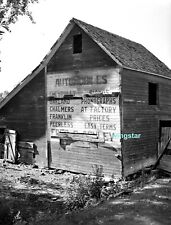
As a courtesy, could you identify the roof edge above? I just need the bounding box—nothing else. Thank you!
[0,21,75,110]
[72,18,123,67]
[123,66,171,80]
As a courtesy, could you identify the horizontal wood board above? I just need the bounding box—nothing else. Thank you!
[47,24,116,72]
[121,68,171,176]
[50,139,122,177]
[0,69,47,167]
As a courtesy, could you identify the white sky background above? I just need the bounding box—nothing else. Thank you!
[0,0,171,92]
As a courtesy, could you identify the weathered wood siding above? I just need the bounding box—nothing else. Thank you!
[0,69,47,167]
[159,155,171,172]
[47,24,117,72]
[47,25,122,177]
[121,68,171,176]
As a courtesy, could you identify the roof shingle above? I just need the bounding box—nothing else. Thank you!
[73,18,171,77]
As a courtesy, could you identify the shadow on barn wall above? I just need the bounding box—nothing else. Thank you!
[0,69,47,167]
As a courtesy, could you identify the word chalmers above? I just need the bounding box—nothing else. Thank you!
[50,106,74,112]
[55,75,107,86]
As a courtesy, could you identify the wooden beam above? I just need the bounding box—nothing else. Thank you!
[153,137,171,169]
[51,133,104,143]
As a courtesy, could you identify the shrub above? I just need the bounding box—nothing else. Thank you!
[65,166,154,211]
[65,165,105,210]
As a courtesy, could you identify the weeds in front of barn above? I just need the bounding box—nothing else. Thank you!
[0,163,158,224]
[64,166,157,211]
[65,166,104,210]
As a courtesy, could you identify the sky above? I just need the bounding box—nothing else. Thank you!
[0,0,171,92]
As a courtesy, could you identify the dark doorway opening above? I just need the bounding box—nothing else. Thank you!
[159,120,171,155]
[0,127,6,158]
[158,120,171,173]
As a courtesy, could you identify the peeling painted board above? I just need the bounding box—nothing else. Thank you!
[55,162,122,175]
[52,132,99,140]
[51,149,122,177]
[47,68,120,97]
[60,146,121,157]
[53,162,122,177]
[47,68,121,145]
[53,162,122,176]
[51,146,122,165]
[47,68,121,173]
[48,97,120,144]
[52,134,104,144]
[47,68,120,95]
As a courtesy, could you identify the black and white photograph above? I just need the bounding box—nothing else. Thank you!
[0,0,171,224]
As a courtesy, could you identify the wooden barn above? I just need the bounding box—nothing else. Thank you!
[0,18,171,178]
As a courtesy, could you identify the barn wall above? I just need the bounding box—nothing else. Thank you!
[0,69,47,167]
[47,24,117,72]
[121,68,171,176]
[46,25,122,178]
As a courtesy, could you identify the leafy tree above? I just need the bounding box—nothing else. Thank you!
[0,0,39,34]
[0,90,9,102]
[0,1,39,72]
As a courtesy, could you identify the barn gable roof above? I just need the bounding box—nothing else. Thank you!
[0,18,171,109]
[73,18,170,76]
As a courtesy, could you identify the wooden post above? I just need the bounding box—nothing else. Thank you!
[47,140,52,168]
[45,65,52,168]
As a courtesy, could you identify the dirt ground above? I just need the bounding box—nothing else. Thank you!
[0,162,171,225]
[0,162,76,225]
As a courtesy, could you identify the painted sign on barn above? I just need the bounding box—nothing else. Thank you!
[47,68,121,146]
